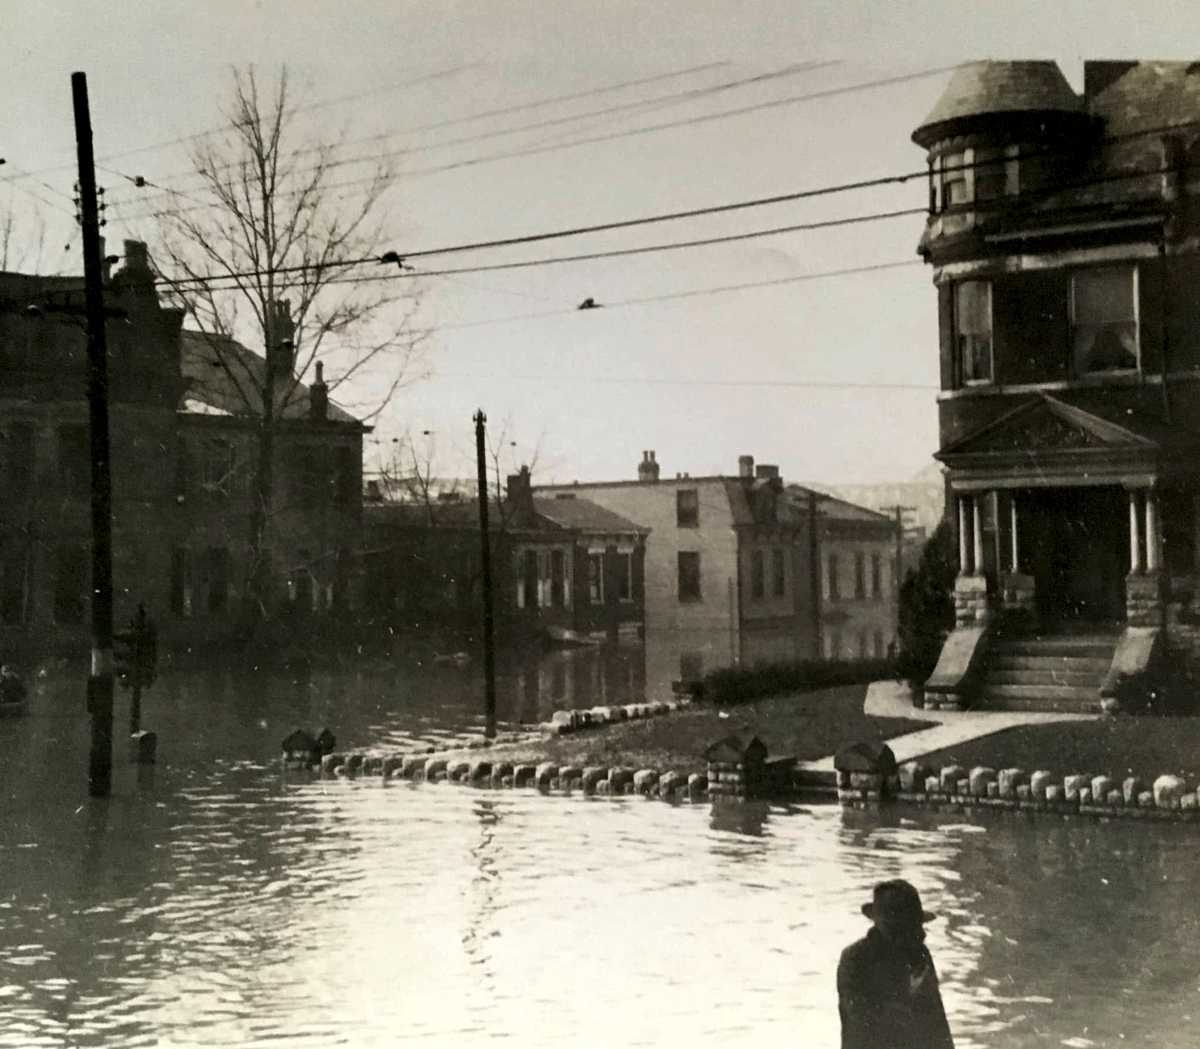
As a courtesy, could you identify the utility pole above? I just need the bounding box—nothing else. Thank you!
[72,71,116,798]
[882,503,917,598]
[473,410,497,739]
[808,490,822,659]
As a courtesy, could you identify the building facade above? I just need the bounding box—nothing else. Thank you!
[361,467,647,644]
[787,487,900,663]
[539,452,818,696]
[0,240,365,656]
[913,61,1200,710]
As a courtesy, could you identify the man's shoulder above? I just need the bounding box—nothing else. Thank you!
[838,933,875,968]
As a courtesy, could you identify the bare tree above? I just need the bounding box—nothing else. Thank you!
[0,201,46,273]
[151,66,428,624]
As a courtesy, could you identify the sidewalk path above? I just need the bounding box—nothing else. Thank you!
[799,680,1101,773]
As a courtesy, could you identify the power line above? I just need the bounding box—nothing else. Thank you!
[105,60,835,209]
[109,63,964,223]
[431,370,939,391]
[158,204,926,293]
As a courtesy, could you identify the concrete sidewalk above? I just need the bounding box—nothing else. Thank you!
[799,680,1100,773]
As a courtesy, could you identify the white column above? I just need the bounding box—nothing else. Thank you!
[957,496,969,576]
[1146,489,1160,572]
[1129,490,1142,573]
[1009,494,1019,572]
[972,495,984,577]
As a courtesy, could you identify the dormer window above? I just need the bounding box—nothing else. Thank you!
[1071,265,1139,374]
[954,281,993,384]
[939,151,970,208]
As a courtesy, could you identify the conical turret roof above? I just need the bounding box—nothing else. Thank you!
[913,61,1083,147]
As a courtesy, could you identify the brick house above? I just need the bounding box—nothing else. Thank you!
[913,61,1200,710]
[538,452,818,695]
[787,487,900,662]
[0,240,365,655]
[360,467,647,643]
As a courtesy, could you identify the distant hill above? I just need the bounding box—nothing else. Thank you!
[800,464,945,538]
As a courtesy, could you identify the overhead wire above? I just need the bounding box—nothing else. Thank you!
[108,62,965,223]
[104,60,797,207]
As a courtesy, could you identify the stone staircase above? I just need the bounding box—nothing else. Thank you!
[978,633,1118,713]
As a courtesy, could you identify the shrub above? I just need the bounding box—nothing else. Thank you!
[896,519,956,691]
[701,658,895,706]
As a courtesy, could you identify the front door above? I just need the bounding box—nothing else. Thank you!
[1023,487,1127,626]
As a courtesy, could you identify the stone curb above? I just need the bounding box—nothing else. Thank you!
[294,749,713,804]
[540,698,694,738]
[838,760,1200,822]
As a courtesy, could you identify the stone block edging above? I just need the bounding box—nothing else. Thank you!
[839,760,1200,823]
[541,698,693,737]
[299,748,711,804]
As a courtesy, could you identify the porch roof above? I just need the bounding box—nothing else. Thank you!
[937,392,1200,491]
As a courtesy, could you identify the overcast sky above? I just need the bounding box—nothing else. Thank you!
[3,1,1198,487]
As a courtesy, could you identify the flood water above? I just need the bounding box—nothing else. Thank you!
[2,653,1199,1048]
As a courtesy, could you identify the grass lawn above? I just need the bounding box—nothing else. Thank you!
[920,717,1200,787]
[454,684,929,776]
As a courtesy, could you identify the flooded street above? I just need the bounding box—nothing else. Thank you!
[2,657,1199,1048]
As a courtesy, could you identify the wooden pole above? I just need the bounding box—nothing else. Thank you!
[72,72,116,798]
[474,410,497,738]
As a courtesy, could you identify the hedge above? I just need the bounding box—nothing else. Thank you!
[700,658,897,706]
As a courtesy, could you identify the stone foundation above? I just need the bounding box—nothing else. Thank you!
[1126,572,1164,628]
[953,574,991,627]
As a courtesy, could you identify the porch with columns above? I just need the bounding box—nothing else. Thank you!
[949,483,1164,631]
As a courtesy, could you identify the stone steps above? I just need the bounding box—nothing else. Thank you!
[986,667,1106,687]
[978,634,1117,713]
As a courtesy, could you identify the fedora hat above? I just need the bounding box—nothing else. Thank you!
[861,879,936,923]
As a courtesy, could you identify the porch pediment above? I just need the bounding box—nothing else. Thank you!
[938,394,1158,460]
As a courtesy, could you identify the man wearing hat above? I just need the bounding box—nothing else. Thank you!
[837,879,955,1049]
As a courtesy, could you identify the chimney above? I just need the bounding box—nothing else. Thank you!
[1084,61,1137,100]
[309,361,329,421]
[506,465,534,516]
[755,464,780,480]
[267,298,296,409]
[738,454,754,479]
[638,449,660,483]
[113,239,152,288]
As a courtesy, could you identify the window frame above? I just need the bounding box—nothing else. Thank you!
[772,548,786,598]
[871,553,883,598]
[587,551,605,605]
[954,280,994,386]
[615,551,633,602]
[1069,264,1140,377]
[854,551,866,599]
[676,488,700,528]
[750,549,765,600]
[677,551,702,603]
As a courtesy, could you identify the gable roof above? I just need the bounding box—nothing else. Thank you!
[937,392,1174,459]
[180,329,359,424]
[532,496,648,534]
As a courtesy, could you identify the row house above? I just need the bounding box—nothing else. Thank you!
[913,61,1200,710]
[360,466,647,643]
[539,452,820,696]
[0,240,365,656]
[787,487,900,662]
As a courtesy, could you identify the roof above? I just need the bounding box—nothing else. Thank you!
[914,61,1082,145]
[1088,61,1200,136]
[180,329,359,425]
[785,485,895,525]
[532,496,648,534]
[365,494,644,536]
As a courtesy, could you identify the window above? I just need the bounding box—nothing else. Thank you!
[772,548,786,597]
[205,547,230,613]
[171,548,191,617]
[518,549,538,609]
[53,545,87,624]
[676,488,699,528]
[1,546,28,626]
[334,446,357,507]
[955,281,993,384]
[973,145,1012,202]
[854,552,866,599]
[1071,266,1138,374]
[873,630,884,658]
[7,422,33,499]
[57,424,89,495]
[859,632,870,659]
[751,549,765,599]
[830,631,843,661]
[551,549,566,608]
[588,552,604,605]
[827,553,840,601]
[939,151,969,208]
[678,551,702,602]
[201,438,238,498]
[680,651,704,683]
[871,553,883,598]
[615,551,632,601]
